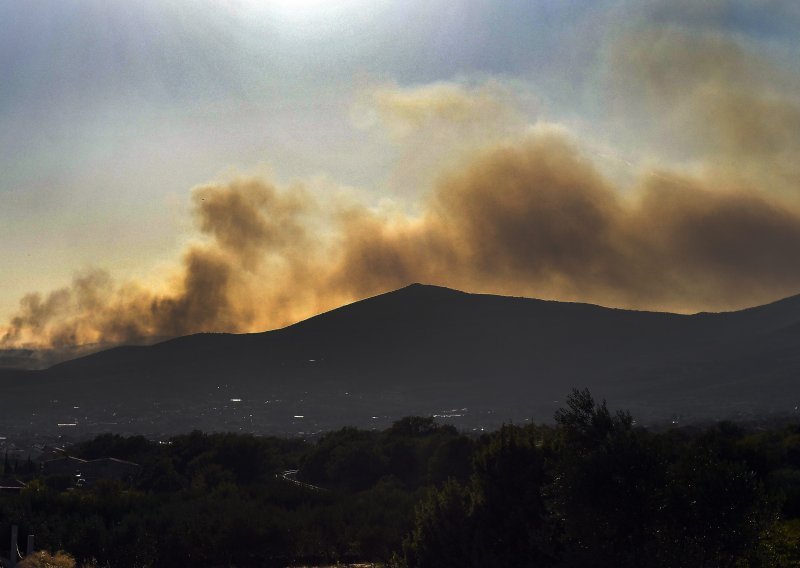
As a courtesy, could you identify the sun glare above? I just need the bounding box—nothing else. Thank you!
[272,0,333,11]
[234,0,367,22]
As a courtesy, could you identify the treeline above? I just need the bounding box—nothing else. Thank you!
[402,390,800,567]
[1,390,799,566]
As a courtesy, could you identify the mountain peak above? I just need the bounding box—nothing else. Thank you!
[7,283,800,434]
[395,282,464,295]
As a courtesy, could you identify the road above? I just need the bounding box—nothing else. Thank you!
[277,469,326,492]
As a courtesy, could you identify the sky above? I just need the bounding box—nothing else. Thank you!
[2,0,800,349]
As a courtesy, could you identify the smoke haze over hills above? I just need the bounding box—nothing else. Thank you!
[3,6,800,351]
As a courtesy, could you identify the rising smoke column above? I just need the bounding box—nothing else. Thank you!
[4,29,800,349]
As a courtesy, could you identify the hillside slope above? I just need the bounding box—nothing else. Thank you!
[2,284,800,433]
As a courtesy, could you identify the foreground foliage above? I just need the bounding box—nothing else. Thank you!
[1,390,800,566]
[18,550,80,568]
[402,391,778,567]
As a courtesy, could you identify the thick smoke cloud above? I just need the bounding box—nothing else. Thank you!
[6,129,800,351]
[330,134,800,312]
[1,180,324,348]
[4,30,800,350]
[611,27,800,194]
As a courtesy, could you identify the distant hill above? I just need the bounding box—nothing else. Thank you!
[2,283,800,435]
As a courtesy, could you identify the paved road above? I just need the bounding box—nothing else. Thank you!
[278,469,326,492]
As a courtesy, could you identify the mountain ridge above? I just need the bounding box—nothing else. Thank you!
[26,283,800,373]
[2,283,800,434]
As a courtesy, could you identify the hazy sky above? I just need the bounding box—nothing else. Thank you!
[3,0,800,347]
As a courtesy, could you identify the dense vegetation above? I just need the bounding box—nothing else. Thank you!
[2,389,800,566]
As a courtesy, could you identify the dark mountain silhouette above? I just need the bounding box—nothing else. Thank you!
[2,283,800,433]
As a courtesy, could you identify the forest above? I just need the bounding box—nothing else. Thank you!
[2,389,800,567]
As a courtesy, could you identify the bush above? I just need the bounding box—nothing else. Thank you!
[18,550,76,568]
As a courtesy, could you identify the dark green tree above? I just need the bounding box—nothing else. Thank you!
[551,388,662,566]
[402,479,473,568]
[403,425,555,567]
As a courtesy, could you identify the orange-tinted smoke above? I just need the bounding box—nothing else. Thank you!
[3,131,800,350]
[5,27,800,350]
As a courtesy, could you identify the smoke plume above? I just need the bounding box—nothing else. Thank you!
[611,27,800,194]
[4,30,800,350]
